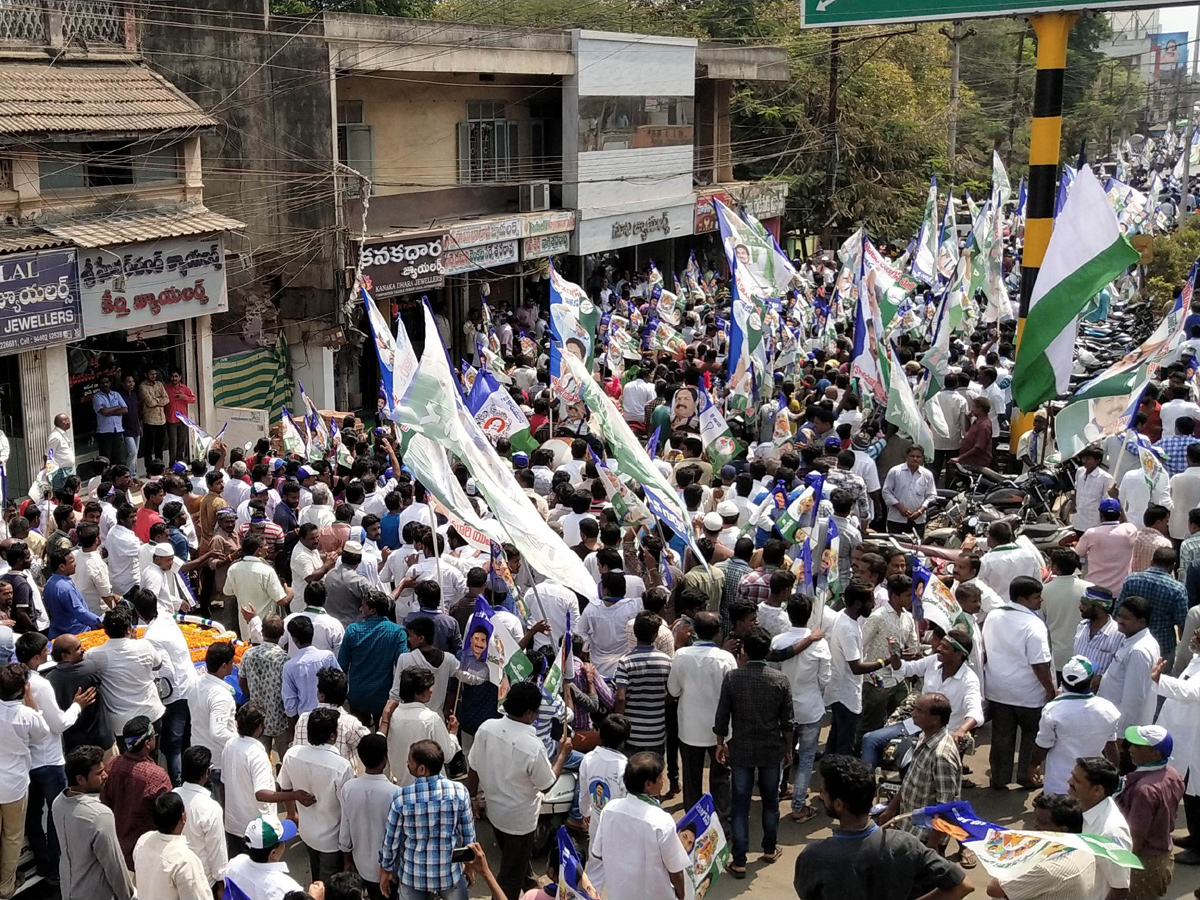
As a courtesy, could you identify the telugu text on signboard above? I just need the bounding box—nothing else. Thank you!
[360,234,445,299]
[78,236,228,337]
[0,249,83,356]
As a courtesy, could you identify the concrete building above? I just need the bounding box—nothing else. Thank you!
[325,14,788,399]
[133,3,788,414]
[0,0,242,493]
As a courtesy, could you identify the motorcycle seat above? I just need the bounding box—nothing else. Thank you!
[1021,523,1064,540]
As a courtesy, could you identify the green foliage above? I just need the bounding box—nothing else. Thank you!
[1145,215,1200,310]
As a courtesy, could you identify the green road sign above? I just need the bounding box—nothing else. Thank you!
[801,0,1159,28]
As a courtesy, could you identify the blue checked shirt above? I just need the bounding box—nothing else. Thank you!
[1155,434,1200,476]
[379,774,475,892]
[1117,567,1189,657]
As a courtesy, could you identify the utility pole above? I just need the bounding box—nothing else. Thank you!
[940,21,974,173]
[822,27,840,249]
[1006,27,1027,169]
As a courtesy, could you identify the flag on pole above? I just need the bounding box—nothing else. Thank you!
[697,385,740,469]
[280,408,305,457]
[1011,165,1140,411]
[589,449,653,528]
[466,369,539,453]
[556,827,600,900]
[775,486,816,542]
[884,343,934,457]
[912,175,939,285]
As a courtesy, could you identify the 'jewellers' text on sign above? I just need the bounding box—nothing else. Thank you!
[0,249,82,355]
[79,237,228,337]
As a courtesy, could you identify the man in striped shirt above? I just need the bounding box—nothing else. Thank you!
[1073,586,1125,677]
[613,612,673,756]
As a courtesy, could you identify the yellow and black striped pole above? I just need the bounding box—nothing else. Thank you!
[1012,12,1075,456]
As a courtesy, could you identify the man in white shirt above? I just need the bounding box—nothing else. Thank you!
[379,666,459,788]
[1170,443,1200,540]
[824,583,888,756]
[930,376,969,485]
[277,707,353,883]
[281,583,345,657]
[577,716,630,896]
[771,596,831,821]
[192,643,237,799]
[1031,656,1120,795]
[1069,756,1133,900]
[976,521,1043,600]
[336,734,395,895]
[46,413,75,482]
[103,504,142,597]
[668,611,736,823]
[982,575,1056,790]
[881,445,938,537]
[621,368,656,424]
[14,632,90,882]
[289,524,336,613]
[132,588,196,786]
[71,523,115,615]
[1072,447,1114,534]
[579,576,641,680]
[88,606,165,742]
[132,792,211,900]
[525,579,580,653]
[1161,394,1200,438]
[591,752,690,900]
[175,747,228,892]
[142,542,188,615]
[467,681,573,900]
[1096,594,1160,731]
[1117,450,1171,527]
[222,704,313,858]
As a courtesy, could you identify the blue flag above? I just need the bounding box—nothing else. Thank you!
[646,425,662,459]
[557,827,599,900]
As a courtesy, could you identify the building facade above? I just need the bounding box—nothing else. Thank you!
[0,0,242,493]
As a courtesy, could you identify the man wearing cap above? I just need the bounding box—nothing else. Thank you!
[1117,724,1185,899]
[1075,499,1139,595]
[1030,655,1121,795]
[1097,594,1160,732]
[1073,586,1125,678]
[1072,446,1114,535]
[715,499,741,550]
[223,815,304,900]
[141,543,189,616]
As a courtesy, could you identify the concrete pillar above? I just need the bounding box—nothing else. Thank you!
[19,344,71,484]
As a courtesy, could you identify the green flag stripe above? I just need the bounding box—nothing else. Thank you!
[1012,238,1139,411]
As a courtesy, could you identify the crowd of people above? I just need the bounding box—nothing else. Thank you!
[2,229,1200,900]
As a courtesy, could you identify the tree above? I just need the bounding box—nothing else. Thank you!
[271,0,433,15]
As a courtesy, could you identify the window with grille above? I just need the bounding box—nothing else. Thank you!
[458,100,519,184]
[337,101,374,194]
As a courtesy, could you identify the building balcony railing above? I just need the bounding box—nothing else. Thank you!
[0,0,134,52]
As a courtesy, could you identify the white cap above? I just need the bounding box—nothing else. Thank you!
[152,543,175,559]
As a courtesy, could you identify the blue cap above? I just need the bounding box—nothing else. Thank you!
[1099,498,1121,514]
[513,452,529,467]
[171,461,188,475]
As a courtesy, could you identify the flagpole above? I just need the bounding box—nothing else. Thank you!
[428,502,444,609]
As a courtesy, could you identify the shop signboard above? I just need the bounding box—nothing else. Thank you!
[447,218,522,250]
[441,240,520,275]
[359,233,445,299]
[523,233,571,260]
[736,181,788,221]
[801,0,1158,27]
[0,248,83,355]
[523,210,576,237]
[78,237,228,337]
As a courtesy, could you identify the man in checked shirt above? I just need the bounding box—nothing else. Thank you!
[379,739,475,899]
[876,693,962,849]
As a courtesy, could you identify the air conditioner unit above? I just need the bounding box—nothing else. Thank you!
[519,181,551,212]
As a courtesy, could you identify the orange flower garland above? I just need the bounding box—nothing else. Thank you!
[74,620,246,666]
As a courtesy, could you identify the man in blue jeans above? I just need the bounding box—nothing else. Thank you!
[713,625,793,879]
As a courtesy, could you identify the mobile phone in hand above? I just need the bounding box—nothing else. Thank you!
[451,846,476,863]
